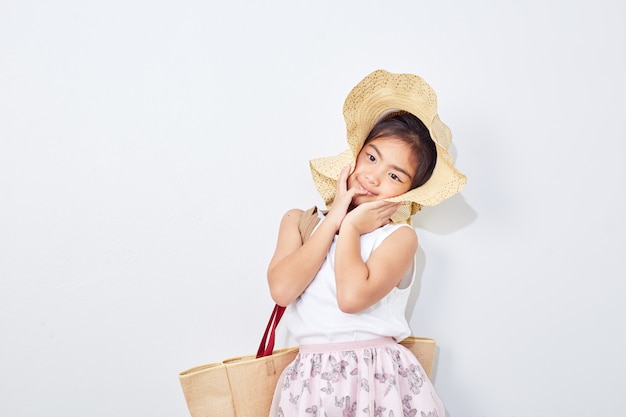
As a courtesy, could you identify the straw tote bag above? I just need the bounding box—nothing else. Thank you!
[179,304,299,417]
[178,207,437,417]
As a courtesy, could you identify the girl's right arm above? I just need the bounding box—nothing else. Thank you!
[266,208,341,306]
[267,165,365,306]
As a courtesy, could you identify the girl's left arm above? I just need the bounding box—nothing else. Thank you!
[334,218,417,314]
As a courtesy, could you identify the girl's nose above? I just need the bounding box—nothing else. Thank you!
[365,171,380,186]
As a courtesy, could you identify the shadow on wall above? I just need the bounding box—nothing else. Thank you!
[412,193,477,236]
[406,192,476,316]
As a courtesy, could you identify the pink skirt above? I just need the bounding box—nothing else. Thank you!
[268,337,444,417]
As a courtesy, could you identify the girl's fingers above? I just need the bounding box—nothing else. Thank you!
[338,165,351,187]
[368,200,401,211]
[373,202,401,222]
[335,165,351,194]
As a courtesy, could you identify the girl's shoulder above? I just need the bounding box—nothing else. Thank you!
[283,207,304,218]
[278,205,323,241]
[372,222,418,249]
[280,205,319,220]
[297,206,321,242]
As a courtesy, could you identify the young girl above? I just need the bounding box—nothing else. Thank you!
[267,70,466,417]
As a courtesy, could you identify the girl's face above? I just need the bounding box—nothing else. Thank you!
[348,136,417,206]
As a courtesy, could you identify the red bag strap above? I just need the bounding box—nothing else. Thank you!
[255,207,317,358]
[256,304,286,358]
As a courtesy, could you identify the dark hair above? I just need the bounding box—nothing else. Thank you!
[364,111,437,190]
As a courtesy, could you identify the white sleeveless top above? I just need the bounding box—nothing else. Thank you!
[286,212,415,345]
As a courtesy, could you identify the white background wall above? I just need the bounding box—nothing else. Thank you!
[2,1,625,416]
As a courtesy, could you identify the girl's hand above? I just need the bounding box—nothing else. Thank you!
[325,165,366,230]
[342,200,401,235]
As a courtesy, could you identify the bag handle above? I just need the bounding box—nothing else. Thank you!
[256,206,320,358]
[256,304,286,358]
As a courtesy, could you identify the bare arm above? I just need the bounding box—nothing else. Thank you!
[334,202,417,314]
[266,165,368,306]
[266,208,340,306]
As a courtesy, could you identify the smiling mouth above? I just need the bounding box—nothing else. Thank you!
[357,180,375,196]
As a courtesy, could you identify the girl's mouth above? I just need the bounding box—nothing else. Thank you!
[357,180,375,196]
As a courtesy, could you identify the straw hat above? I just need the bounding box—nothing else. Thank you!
[309,69,467,223]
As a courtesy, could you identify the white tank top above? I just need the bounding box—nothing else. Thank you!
[286,213,415,344]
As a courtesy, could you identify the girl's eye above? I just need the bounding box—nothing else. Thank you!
[367,153,376,162]
[389,173,400,182]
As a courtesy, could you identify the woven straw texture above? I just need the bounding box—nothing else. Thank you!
[179,347,298,417]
